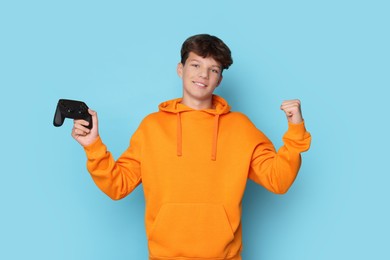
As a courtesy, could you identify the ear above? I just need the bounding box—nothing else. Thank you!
[216,74,223,88]
[177,63,183,78]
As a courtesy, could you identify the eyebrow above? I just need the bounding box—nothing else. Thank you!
[189,59,221,69]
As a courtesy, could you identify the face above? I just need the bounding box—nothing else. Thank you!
[177,52,223,109]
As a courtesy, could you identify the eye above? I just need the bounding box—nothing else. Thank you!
[191,64,200,68]
[211,69,220,74]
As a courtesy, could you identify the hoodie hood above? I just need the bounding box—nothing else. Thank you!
[158,95,231,161]
[159,95,231,115]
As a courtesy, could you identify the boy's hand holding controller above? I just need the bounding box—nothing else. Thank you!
[72,109,99,147]
[53,99,99,146]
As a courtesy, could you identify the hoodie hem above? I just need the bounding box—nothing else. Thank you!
[149,252,242,260]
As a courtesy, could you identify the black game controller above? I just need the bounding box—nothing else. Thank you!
[53,99,93,129]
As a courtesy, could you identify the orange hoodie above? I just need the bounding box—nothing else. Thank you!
[84,95,311,260]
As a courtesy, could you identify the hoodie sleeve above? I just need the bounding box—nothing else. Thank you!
[83,130,142,200]
[248,121,311,194]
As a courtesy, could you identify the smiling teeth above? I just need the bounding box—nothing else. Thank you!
[194,82,206,87]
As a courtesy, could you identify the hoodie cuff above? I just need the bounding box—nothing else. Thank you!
[283,121,309,141]
[83,136,106,159]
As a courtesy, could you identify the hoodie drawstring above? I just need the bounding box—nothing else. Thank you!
[160,96,229,161]
[211,114,220,161]
[177,113,182,157]
[176,112,220,161]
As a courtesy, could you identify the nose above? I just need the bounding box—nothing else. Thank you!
[199,67,209,79]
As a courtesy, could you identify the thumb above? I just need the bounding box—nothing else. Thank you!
[88,109,99,131]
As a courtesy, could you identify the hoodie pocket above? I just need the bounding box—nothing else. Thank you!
[149,203,235,258]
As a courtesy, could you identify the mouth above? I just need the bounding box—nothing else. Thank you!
[193,81,207,88]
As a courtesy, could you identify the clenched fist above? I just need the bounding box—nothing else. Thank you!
[280,99,304,124]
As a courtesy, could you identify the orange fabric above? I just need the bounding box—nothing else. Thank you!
[211,114,220,161]
[84,95,311,259]
[176,113,182,157]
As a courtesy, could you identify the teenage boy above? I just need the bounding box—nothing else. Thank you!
[72,34,311,260]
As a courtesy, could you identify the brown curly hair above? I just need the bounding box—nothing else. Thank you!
[180,34,233,71]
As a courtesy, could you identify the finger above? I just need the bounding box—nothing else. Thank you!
[281,103,300,117]
[283,110,294,118]
[72,127,89,137]
[280,105,300,114]
[87,109,99,131]
[73,119,89,126]
[73,123,91,133]
[280,102,301,113]
[280,100,301,109]
[88,109,96,116]
[281,104,299,110]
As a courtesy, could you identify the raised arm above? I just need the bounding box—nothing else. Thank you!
[249,100,311,194]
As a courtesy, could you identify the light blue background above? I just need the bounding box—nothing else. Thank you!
[1,0,389,259]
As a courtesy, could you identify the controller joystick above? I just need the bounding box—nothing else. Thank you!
[53,99,93,129]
